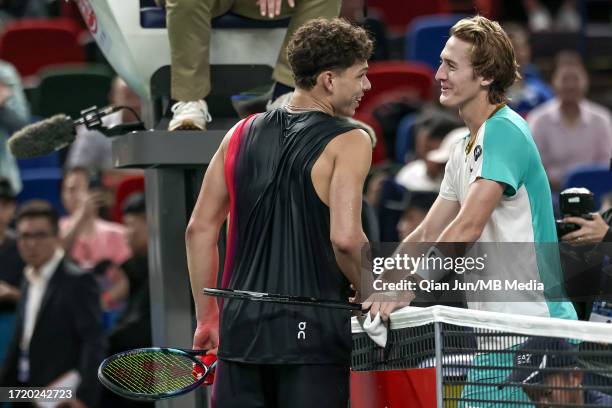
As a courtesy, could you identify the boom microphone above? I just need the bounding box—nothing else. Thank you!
[7,105,133,159]
[8,114,76,159]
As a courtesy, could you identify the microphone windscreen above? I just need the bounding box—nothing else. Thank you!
[8,114,75,159]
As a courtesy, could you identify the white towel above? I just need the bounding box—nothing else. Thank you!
[361,312,388,348]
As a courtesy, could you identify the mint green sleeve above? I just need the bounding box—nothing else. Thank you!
[480,118,526,197]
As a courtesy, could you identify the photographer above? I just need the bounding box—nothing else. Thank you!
[560,210,612,246]
[559,197,612,321]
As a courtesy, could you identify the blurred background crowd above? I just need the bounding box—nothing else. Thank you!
[0,0,611,406]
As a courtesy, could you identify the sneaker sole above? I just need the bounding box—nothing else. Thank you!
[168,119,206,131]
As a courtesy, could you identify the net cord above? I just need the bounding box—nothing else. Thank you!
[352,305,612,343]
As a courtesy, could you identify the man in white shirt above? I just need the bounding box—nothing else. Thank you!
[0,200,104,408]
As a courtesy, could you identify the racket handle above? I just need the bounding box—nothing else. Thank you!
[192,354,217,386]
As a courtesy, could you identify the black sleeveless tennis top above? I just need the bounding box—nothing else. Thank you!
[217,109,360,365]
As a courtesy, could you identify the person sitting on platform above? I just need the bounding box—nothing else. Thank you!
[158,0,341,131]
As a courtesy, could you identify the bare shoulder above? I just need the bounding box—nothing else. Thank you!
[219,121,241,151]
[213,119,245,161]
[327,128,372,156]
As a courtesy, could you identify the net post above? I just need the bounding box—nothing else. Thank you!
[434,322,444,408]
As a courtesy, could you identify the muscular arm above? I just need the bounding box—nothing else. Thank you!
[404,195,461,243]
[436,178,503,242]
[328,129,372,289]
[185,125,236,349]
[364,180,502,319]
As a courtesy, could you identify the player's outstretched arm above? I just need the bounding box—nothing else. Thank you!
[185,124,236,351]
[437,178,503,242]
[329,129,372,289]
[404,195,460,243]
[363,192,461,320]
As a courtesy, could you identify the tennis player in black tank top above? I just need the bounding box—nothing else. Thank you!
[186,19,373,408]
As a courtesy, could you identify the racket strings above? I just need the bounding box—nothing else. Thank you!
[102,351,198,395]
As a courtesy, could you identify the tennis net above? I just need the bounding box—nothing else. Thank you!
[351,306,612,407]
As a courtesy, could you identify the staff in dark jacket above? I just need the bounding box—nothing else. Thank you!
[0,200,105,408]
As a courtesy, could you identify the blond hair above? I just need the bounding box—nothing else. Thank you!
[450,16,521,104]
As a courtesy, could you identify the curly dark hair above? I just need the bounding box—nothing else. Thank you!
[287,18,373,90]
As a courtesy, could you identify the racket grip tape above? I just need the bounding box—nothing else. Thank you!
[192,354,217,386]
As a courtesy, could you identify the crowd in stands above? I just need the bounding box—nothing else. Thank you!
[0,0,611,406]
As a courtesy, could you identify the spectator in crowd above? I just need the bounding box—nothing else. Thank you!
[396,191,438,240]
[0,178,23,367]
[529,52,612,192]
[0,200,104,408]
[396,125,466,193]
[504,23,554,117]
[159,0,341,131]
[107,193,151,355]
[522,0,581,32]
[413,115,460,160]
[101,193,152,408]
[60,167,131,321]
[364,165,393,209]
[506,337,612,406]
[0,60,30,194]
[66,77,142,172]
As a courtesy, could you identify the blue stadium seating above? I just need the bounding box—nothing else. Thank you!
[562,164,612,210]
[395,114,419,164]
[17,152,63,213]
[17,167,63,213]
[17,151,60,170]
[404,14,466,71]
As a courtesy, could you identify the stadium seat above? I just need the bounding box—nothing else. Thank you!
[112,175,145,223]
[17,152,61,170]
[366,0,451,35]
[59,1,88,34]
[0,18,85,79]
[30,64,113,119]
[353,111,387,165]
[562,164,612,210]
[473,0,501,19]
[17,167,63,214]
[377,178,408,242]
[357,61,434,116]
[404,14,466,71]
[395,114,419,164]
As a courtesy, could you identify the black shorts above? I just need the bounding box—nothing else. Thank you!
[211,359,349,408]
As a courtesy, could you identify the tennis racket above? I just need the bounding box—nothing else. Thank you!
[203,287,362,310]
[98,347,217,401]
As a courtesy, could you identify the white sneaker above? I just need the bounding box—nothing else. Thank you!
[266,92,293,111]
[168,100,212,131]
